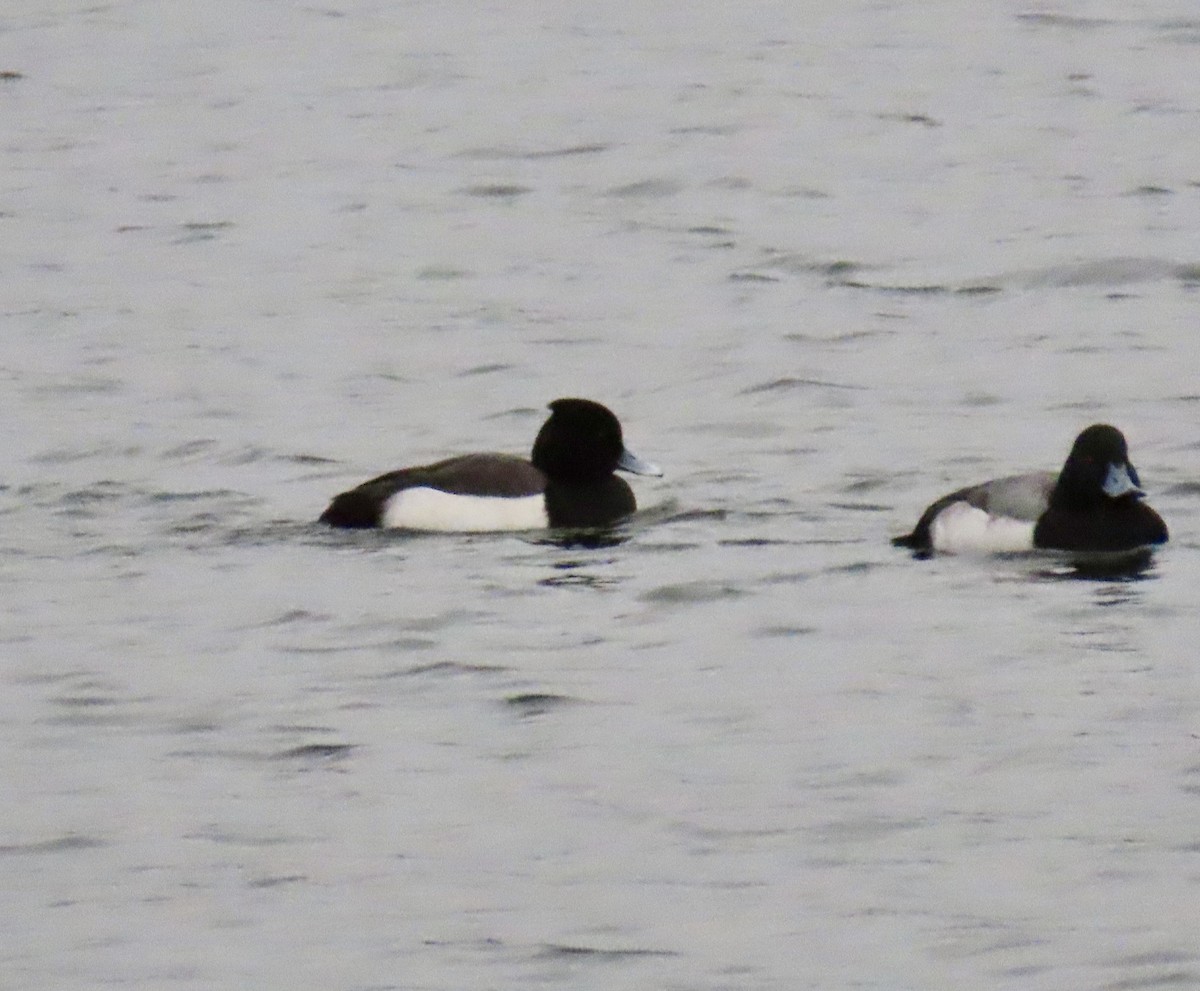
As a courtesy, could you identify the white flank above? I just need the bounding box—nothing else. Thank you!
[381,487,548,532]
[929,501,1036,554]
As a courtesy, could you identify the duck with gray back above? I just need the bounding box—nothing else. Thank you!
[319,398,662,531]
[893,424,1168,556]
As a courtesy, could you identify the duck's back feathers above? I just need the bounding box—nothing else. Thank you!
[891,472,1054,551]
[389,453,547,498]
[319,454,546,529]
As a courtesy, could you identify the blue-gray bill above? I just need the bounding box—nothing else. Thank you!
[1102,462,1141,498]
[617,448,663,477]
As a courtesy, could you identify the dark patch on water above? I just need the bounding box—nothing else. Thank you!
[248,874,308,889]
[160,439,218,460]
[538,572,620,589]
[403,610,496,633]
[287,452,339,465]
[659,508,727,524]
[749,254,1200,294]
[31,376,123,397]
[187,827,302,847]
[46,693,143,727]
[605,178,682,199]
[1101,970,1200,990]
[877,111,941,127]
[378,660,508,678]
[1016,12,1112,29]
[1031,549,1159,583]
[12,669,94,687]
[536,943,678,960]
[530,527,632,550]
[1107,951,1197,969]
[272,723,339,734]
[481,405,539,421]
[149,488,243,503]
[60,482,129,505]
[459,363,514,376]
[840,474,892,494]
[255,448,337,467]
[174,220,234,244]
[220,445,272,465]
[633,541,701,554]
[819,259,865,277]
[785,328,894,344]
[728,271,779,283]
[504,692,577,716]
[758,253,865,277]
[960,392,1005,407]
[0,835,104,855]
[273,743,357,761]
[739,503,823,523]
[416,265,471,281]
[529,335,605,346]
[461,183,532,199]
[167,717,221,735]
[755,624,817,638]
[740,376,864,395]
[458,143,609,160]
[524,143,609,159]
[839,280,949,295]
[180,220,233,231]
[671,123,741,136]
[545,557,613,571]
[1177,263,1200,286]
[821,560,881,576]
[53,693,123,708]
[288,636,438,655]
[77,543,141,560]
[253,609,330,628]
[780,185,833,199]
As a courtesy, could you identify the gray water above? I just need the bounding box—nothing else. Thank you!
[3,3,1200,989]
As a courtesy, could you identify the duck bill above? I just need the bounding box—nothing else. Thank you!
[1103,462,1143,498]
[617,448,663,477]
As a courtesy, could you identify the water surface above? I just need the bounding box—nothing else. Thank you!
[3,3,1200,989]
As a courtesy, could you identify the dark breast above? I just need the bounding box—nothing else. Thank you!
[1033,499,1168,551]
[543,476,636,528]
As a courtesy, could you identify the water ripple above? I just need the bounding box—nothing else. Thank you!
[0,835,104,855]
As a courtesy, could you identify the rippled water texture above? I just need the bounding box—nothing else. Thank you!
[3,3,1200,989]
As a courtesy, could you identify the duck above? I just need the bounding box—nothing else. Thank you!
[892,424,1168,555]
[319,398,661,531]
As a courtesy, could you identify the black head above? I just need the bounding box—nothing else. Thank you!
[531,398,630,483]
[1052,424,1143,510]
[1036,424,1167,551]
